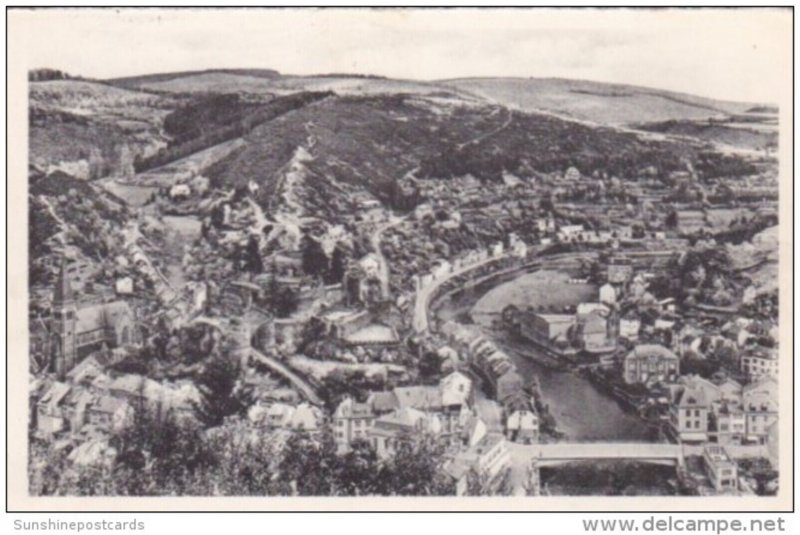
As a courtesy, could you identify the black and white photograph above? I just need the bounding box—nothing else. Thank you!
[6,6,793,512]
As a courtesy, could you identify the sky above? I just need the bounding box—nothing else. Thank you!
[10,7,792,104]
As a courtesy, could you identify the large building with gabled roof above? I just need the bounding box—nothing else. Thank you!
[44,260,137,378]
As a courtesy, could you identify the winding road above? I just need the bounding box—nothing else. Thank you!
[249,347,324,406]
[368,214,407,297]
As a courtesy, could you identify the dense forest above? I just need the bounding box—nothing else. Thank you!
[134,91,332,172]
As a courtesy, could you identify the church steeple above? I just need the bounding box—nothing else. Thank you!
[53,259,75,307]
[51,258,77,378]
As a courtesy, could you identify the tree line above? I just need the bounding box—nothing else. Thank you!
[134,91,333,173]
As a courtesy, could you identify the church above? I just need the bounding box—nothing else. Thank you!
[45,262,137,378]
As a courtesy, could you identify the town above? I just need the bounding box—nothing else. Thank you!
[27,68,780,498]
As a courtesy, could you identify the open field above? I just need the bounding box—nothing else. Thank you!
[29,80,172,167]
[119,70,476,100]
[442,77,760,125]
[471,269,596,325]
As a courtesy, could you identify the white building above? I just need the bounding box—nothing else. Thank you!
[169,184,191,200]
[741,350,779,380]
[743,377,778,445]
[490,242,504,258]
[506,410,539,443]
[440,371,472,407]
[444,433,512,494]
[703,445,738,492]
[558,224,584,241]
[115,277,134,296]
[332,397,376,453]
[599,283,617,305]
[619,317,641,341]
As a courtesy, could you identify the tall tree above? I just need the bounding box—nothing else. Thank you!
[274,286,299,318]
[665,209,679,229]
[243,235,263,274]
[326,244,348,284]
[277,431,338,495]
[210,204,225,229]
[384,439,453,496]
[301,234,327,278]
[192,355,249,428]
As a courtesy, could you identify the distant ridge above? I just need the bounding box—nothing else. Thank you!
[440,76,765,110]
[106,68,281,89]
[439,77,767,125]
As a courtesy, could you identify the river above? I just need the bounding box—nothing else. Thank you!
[433,269,658,443]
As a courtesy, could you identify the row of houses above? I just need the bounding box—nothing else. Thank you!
[556,224,667,245]
[668,375,778,447]
[34,355,200,437]
[331,367,524,494]
[438,321,540,444]
[412,235,528,295]
[332,371,474,456]
[247,401,324,433]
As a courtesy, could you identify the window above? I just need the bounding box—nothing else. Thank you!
[685,409,691,418]
[695,409,701,417]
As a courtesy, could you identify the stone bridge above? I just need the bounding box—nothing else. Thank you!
[513,442,685,468]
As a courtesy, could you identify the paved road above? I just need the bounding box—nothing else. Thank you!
[413,253,510,333]
[369,215,407,297]
[249,347,324,406]
[123,222,184,307]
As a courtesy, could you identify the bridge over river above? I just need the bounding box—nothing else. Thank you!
[510,442,684,468]
[508,442,685,495]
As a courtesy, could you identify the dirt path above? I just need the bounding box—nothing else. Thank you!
[456,106,514,149]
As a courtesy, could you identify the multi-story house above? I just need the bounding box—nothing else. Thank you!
[619,315,641,341]
[506,410,539,444]
[717,378,743,406]
[333,372,474,453]
[443,433,512,495]
[36,381,71,435]
[743,377,778,445]
[668,385,709,443]
[599,283,617,305]
[85,395,133,433]
[703,445,738,492]
[368,407,442,458]
[714,403,746,446]
[623,344,679,385]
[740,348,779,381]
[332,397,376,453]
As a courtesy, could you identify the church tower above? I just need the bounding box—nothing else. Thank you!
[50,261,77,378]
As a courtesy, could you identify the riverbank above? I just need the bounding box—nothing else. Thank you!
[432,265,658,443]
